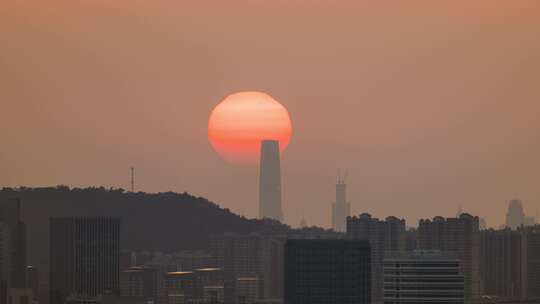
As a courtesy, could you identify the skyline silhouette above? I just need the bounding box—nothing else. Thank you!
[2,1,540,229]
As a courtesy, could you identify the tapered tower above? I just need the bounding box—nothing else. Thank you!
[259,140,283,221]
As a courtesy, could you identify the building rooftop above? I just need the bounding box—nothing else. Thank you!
[167,271,193,276]
[195,267,221,272]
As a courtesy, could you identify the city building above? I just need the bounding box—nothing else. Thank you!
[193,268,224,300]
[173,251,216,272]
[383,250,464,304]
[168,293,186,304]
[480,225,540,300]
[524,215,537,227]
[165,271,196,302]
[480,228,524,299]
[120,266,159,302]
[120,250,137,271]
[100,294,149,304]
[26,266,40,303]
[210,233,284,304]
[259,140,283,222]
[0,198,27,289]
[203,285,224,304]
[522,225,540,299]
[0,222,11,303]
[404,228,417,251]
[235,277,258,304]
[8,287,34,304]
[417,214,480,304]
[331,176,350,232]
[284,239,371,304]
[347,213,406,304]
[50,217,121,304]
[506,199,525,230]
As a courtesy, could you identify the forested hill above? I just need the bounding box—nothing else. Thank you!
[0,186,288,267]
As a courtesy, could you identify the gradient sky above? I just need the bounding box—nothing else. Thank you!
[1,0,539,229]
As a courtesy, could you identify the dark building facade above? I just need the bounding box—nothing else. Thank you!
[480,228,524,299]
[523,225,540,299]
[384,250,464,304]
[259,140,283,222]
[417,214,480,304]
[0,199,27,289]
[347,213,406,304]
[284,239,371,304]
[26,265,40,303]
[480,226,540,300]
[50,217,120,304]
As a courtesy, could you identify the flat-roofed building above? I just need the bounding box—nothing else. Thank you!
[50,216,120,304]
[166,271,196,302]
[383,250,464,304]
[203,285,224,304]
[236,277,258,304]
[284,239,371,304]
[120,266,158,302]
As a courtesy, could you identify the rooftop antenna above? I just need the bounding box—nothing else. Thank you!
[130,167,135,192]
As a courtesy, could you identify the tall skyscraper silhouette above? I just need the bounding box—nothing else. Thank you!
[259,140,283,222]
[506,199,525,229]
[50,217,120,304]
[331,175,350,232]
[0,199,27,289]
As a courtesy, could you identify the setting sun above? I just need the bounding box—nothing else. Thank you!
[208,91,292,165]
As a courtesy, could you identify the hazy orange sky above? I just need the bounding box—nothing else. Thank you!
[1,0,539,228]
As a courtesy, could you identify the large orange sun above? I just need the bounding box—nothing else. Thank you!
[208,91,292,165]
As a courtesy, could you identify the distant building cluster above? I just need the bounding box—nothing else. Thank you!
[1,191,540,304]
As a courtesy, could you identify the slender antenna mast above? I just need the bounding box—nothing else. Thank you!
[130,167,135,192]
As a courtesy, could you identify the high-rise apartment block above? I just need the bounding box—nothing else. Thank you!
[417,214,480,304]
[384,250,464,304]
[284,239,371,304]
[347,213,406,304]
[50,217,120,304]
[259,140,283,222]
[480,225,540,300]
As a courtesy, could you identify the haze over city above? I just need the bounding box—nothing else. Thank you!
[2,0,540,229]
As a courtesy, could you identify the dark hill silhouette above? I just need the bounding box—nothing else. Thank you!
[0,186,289,268]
